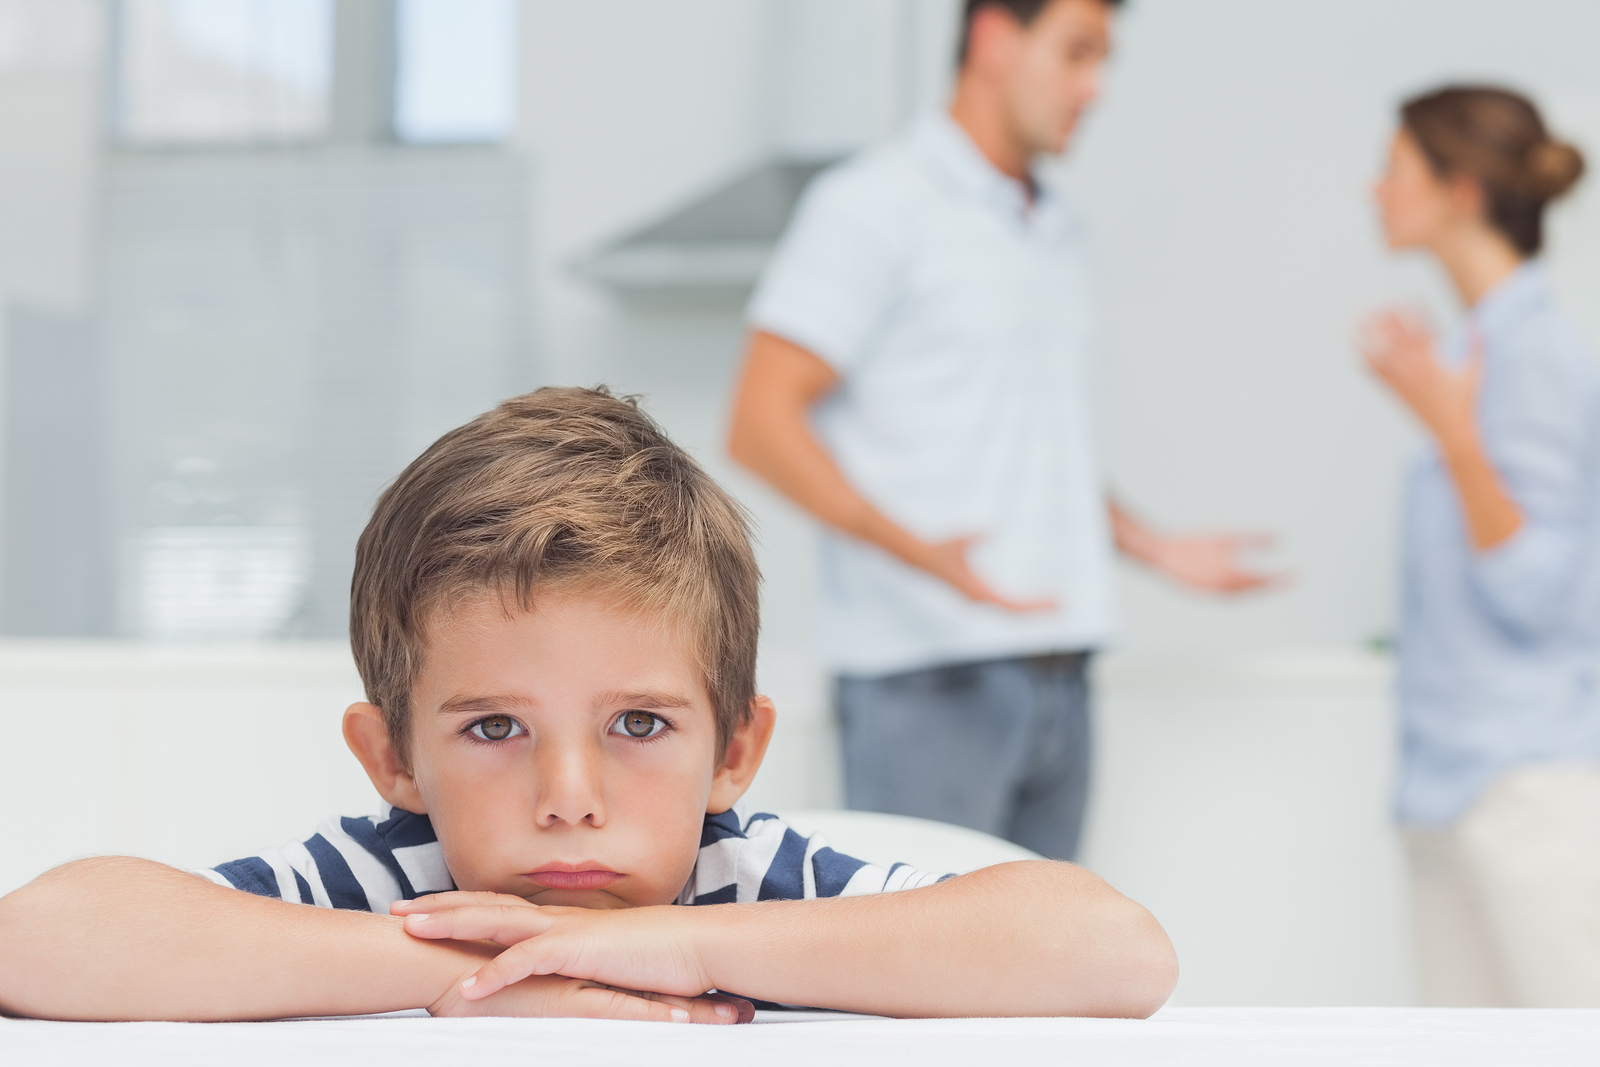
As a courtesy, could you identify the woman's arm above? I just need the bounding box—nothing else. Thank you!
[401,860,1179,1019]
[1360,309,1523,550]
[728,329,1054,611]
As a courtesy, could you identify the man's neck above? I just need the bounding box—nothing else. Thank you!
[948,77,1034,185]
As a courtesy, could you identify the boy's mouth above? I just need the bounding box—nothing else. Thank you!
[524,862,624,891]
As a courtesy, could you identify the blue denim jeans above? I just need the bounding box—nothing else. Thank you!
[836,651,1092,861]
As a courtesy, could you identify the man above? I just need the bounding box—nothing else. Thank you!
[728,0,1271,860]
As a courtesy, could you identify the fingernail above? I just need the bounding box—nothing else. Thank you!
[461,976,476,991]
[714,1003,732,1019]
[671,1008,689,1023]
[408,913,429,922]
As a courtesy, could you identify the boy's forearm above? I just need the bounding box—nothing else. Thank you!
[693,860,1177,1018]
[0,856,492,1021]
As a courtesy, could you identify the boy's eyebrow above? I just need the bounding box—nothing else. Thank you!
[436,694,533,717]
[593,689,696,710]
[435,690,696,716]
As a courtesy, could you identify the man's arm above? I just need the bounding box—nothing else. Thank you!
[1109,498,1278,593]
[401,859,1179,1019]
[728,330,1053,611]
[0,857,738,1022]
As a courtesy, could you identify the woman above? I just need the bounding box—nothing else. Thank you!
[1363,85,1600,1007]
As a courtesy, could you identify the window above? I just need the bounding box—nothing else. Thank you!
[113,0,335,145]
[392,0,518,144]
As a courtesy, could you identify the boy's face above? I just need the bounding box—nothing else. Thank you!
[346,590,772,910]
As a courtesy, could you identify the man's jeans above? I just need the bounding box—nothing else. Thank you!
[836,651,1092,860]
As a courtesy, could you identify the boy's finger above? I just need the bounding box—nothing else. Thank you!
[404,905,554,946]
[703,992,758,1024]
[393,891,528,914]
[575,987,740,1025]
[630,989,752,1025]
[459,941,559,999]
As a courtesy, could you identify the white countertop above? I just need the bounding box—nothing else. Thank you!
[3,1008,1596,1066]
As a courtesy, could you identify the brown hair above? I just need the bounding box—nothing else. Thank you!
[350,386,760,765]
[958,0,1123,63]
[1401,85,1585,256]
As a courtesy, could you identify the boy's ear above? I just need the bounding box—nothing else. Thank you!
[343,702,427,815]
[707,695,777,814]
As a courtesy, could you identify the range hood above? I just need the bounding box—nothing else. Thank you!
[572,156,841,301]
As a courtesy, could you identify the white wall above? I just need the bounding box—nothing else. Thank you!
[515,0,774,385]
[0,0,103,610]
[0,0,102,311]
[1056,0,1600,654]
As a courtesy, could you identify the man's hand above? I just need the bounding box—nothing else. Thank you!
[1138,532,1280,593]
[394,892,753,1023]
[1110,500,1280,594]
[729,333,1056,614]
[911,535,1059,612]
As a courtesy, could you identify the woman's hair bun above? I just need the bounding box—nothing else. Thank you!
[1402,85,1585,254]
[1530,139,1585,199]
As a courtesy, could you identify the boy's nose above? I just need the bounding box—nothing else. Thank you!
[534,744,607,827]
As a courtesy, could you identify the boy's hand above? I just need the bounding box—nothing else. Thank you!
[395,892,753,1023]
[426,969,750,1023]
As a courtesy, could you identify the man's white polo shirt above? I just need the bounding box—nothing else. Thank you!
[748,112,1115,677]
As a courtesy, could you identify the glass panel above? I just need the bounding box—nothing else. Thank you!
[393,0,518,144]
[115,0,334,144]
[99,150,530,640]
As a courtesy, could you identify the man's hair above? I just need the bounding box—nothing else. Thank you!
[350,386,760,765]
[957,0,1124,64]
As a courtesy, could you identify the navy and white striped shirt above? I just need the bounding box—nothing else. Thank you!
[199,805,949,911]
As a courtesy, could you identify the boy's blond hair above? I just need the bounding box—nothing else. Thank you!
[350,387,760,764]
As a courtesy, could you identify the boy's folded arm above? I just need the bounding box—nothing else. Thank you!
[699,859,1178,1019]
[0,855,496,1021]
[417,859,1177,1019]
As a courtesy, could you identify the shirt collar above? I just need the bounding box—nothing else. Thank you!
[1471,260,1550,334]
[910,110,1052,225]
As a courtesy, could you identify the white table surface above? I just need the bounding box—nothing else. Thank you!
[4,1008,1598,1066]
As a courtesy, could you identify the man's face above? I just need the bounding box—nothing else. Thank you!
[398,590,724,909]
[995,0,1113,157]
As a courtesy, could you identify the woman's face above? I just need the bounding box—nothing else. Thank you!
[1372,129,1457,251]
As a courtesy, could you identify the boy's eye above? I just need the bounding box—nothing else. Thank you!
[612,710,666,739]
[469,715,523,742]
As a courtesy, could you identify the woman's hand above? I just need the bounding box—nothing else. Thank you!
[1359,308,1481,444]
[393,891,753,1023]
[1359,307,1523,551]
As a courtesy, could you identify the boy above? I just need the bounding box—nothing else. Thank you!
[0,388,1177,1022]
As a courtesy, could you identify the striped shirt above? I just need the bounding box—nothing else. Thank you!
[198,805,950,911]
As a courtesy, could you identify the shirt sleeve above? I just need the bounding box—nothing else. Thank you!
[684,809,952,905]
[1466,323,1600,638]
[745,159,911,374]
[197,809,452,913]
